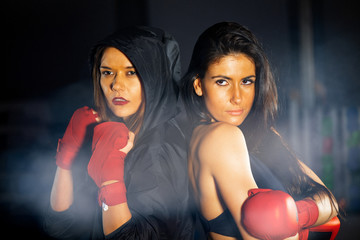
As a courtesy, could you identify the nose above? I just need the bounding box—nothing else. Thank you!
[230,85,242,104]
[111,75,125,92]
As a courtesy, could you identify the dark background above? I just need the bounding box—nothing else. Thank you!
[2,0,359,238]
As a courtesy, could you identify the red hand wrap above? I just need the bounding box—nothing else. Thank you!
[98,181,127,207]
[296,199,319,228]
[56,106,98,169]
[309,216,340,240]
[241,189,299,240]
[296,199,319,240]
[88,122,129,205]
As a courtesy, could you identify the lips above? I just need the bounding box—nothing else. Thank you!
[226,109,243,116]
[112,97,129,105]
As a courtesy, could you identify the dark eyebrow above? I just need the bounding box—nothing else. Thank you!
[211,75,256,80]
[100,65,135,69]
[244,75,256,79]
[211,75,231,80]
[100,66,111,70]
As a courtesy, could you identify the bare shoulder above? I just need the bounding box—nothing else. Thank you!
[195,122,244,142]
[194,122,248,166]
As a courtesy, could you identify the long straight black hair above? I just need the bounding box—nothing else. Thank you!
[181,22,338,209]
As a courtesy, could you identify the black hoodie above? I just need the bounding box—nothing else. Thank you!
[44,26,194,240]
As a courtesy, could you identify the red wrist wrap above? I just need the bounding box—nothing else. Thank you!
[98,181,127,207]
[296,199,319,229]
[296,199,319,240]
[55,139,78,169]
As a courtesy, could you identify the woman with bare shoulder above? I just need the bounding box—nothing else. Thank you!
[182,22,340,240]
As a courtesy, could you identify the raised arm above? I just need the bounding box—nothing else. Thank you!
[87,121,133,235]
[88,120,192,239]
[198,123,259,239]
[100,130,134,236]
[50,106,99,211]
[198,123,303,240]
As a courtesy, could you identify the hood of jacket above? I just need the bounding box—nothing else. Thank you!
[90,26,181,139]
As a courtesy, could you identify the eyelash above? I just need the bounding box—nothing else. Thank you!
[101,70,113,76]
[242,79,255,85]
[215,78,255,86]
[100,70,137,76]
[215,79,228,86]
[127,70,137,76]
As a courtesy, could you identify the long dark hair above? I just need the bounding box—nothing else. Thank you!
[181,22,338,209]
[182,22,277,149]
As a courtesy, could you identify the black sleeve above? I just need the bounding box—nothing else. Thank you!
[104,213,159,240]
[43,205,79,239]
[43,191,104,240]
[43,195,103,240]
[107,122,194,240]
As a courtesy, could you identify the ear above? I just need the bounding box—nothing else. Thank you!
[193,78,203,96]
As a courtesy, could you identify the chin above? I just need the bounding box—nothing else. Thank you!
[223,117,244,126]
[110,109,126,119]
[219,120,242,126]
[231,122,243,127]
[213,115,244,126]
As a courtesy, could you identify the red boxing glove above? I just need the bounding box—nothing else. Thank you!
[87,122,129,207]
[56,106,98,170]
[241,189,299,240]
[309,216,340,240]
[296,199,319,240]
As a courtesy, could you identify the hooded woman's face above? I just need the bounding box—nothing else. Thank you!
[100,47,143,121]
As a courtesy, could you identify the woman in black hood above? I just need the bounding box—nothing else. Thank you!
[45,26,193,239]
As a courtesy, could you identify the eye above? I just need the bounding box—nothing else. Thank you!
[242,78,255,85]
[215,79,228,86]
[126,70,137,76]
[101,70,113,76]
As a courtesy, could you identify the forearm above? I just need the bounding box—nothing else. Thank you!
[311,193,338,226]
[50,167,74,211]
[100,180,132,235]
[102,203,132,235]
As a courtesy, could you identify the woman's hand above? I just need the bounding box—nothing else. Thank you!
[241,189,299,240]
[55,106,99,170]
[100,131,135,187]
[119,131,135,155]
[88,122,129,188]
